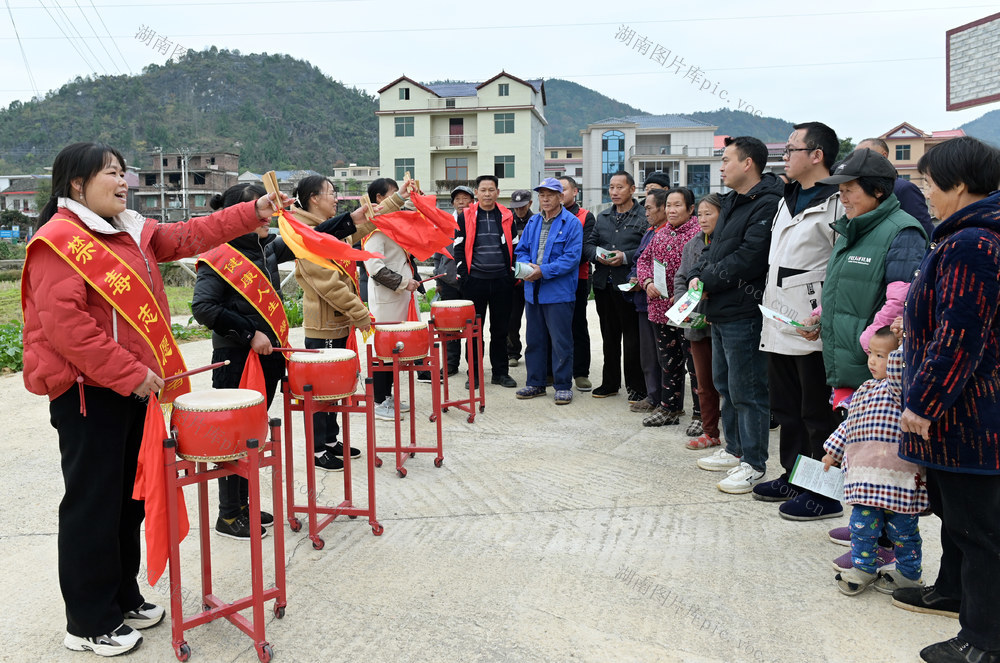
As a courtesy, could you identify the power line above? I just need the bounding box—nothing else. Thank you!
[73,0,122,74]
[4,0,39,99]
[88,0,131,73]
[38,1,97,73]
[52,0,107,74]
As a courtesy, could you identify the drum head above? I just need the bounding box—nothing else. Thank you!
[289,348,356,363]
[431,299,474,309]
[376,321,427,332]
[173,388,264,412]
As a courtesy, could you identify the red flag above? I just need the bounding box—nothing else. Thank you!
[411,191,459,236]
[132,395,189,585]
[278,208,384,269]
[239,349,266,398]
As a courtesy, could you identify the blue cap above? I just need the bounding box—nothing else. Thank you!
[533,177,564,193]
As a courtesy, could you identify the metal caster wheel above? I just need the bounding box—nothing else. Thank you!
[479,405,485,413]
[467,414,475,423]
[274,604,285,618]
[312,537,325,550]
[288,517,301,532]
[434,457,443,468]
[372,523,384,535]
[348,514,358,520]
[409,452,416,458]
[202,603,211,613]
[175,643,191,661]
[442,407,449,413]
[374,456,383,468]
[257,643,273,663]
[397,468,407,478]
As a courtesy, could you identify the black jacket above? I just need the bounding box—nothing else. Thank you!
[583,198,647,289]
[688,172,783,323]
[191,213,355,348]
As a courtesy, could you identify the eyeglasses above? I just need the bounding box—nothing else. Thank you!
[783,146,817,157]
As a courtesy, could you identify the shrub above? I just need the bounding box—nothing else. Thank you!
[0,320,23,372]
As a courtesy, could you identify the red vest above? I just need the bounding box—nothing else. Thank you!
[574,207,591,280]
[462,203,514,273]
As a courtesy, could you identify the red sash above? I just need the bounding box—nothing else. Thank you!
[198,243,290,346]
[31,217,190,402]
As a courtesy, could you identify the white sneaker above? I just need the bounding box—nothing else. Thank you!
[64,623,142,656]
[717,462,765,494]
[123,602,164,630]
[374,399,409,421]
[696,448,741,471]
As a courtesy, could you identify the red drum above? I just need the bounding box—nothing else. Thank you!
[431,299,475,331]
[374,321,430,361]
[287,348,359,400]
[170,389,269,462]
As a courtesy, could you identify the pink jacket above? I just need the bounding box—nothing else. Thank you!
[636,217,700,324]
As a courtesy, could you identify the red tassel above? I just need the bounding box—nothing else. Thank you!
[76,375,86,417]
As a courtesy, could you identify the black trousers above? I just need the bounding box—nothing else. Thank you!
[507,280,525,360]
[51,386,147,637]
[926,467,1000,651]
[766,351,840,477]
[211,346,285,519]
[572,278,591,378]
[437,282,464,371]
[461,274,514,379]
[593,285,644,394]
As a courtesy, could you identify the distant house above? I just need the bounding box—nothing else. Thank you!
[135,151,240,221]
[376,72,547,203]
[878,122,966,186]
[544,146,584,201]
[0,175,51,217]
[239,169,323,197]
[580,114,719,211]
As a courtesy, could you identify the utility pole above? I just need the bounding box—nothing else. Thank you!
[154,146,165,221]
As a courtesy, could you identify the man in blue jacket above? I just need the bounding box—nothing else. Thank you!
[513,178,584,405]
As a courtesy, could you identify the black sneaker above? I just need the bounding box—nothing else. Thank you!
[314,450,344,472]
[215,513,267,540]
[241,505,273,527]
[769,413,780,430]
[919,638,1000,663]
[626,389,647,403]
[123,602,164,630]
[65,623,142,656]
[592,385,620,398]
[329,442,362,459]
[416,371,433,383]
[491,374,517,388]
[447,366,459,377]
[892,585,961,619]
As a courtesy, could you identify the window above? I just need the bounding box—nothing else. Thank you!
[445,98,456,108]
[687,164,711,199]
[896,144,911,161]
[498,83,509,97]
[601,130,626,203]
[193,172,206,185]
[575,167,583,176]
[209,157,216,165]
[394,158,415,181]
[550,150,558,158]
[193,194,207,207]
[900,174,911,181]
[494,155,515,179]
[566,151,573,158]
[445,158,468,180]
[168,173,180,185]
[341,171,348,177]
[144,174,157,186]
[394,116,414,137]
[399,87,410,100]
[494,112,515,134]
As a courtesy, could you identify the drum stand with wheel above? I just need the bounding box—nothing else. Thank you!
[282,376,382,546]
[367,342,444,477]
[429,316,486,423]
[163,417,287,663]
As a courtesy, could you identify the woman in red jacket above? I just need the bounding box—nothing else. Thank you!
[21,142,287,657]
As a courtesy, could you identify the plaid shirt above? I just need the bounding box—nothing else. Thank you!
[824,349,929,513]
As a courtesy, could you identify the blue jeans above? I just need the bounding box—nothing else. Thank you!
[525,300,574,390]
[849,506,922,578]
[711,317,769,472]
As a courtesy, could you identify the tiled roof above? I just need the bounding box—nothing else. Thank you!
[590,114,713,129]
[425,82,479,97]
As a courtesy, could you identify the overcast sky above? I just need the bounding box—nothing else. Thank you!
[2,0,998,146]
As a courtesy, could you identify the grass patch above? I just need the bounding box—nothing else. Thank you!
[0,282,22,325]
[164,285,195,317]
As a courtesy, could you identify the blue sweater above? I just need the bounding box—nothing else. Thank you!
[514,207,583,304]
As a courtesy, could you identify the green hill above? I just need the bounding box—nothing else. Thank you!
[0,49,378,174]
[542,79,647,145]
[685,109,794,143]
[959,109,1000,147]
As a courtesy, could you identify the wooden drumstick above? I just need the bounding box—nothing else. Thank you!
[272,347,322,353]
[167,360,230,382]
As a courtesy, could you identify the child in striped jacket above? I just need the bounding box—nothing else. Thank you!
[822,326,928,596]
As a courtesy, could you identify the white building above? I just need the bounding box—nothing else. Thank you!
[580,115,720,211]
[376,72,547,203]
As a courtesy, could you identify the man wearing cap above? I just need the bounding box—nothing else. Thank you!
[506,189,533,367]
[430,185,475,376]
[513,178,584,405]
[856,138,934,236]
[583,170,648,401]
[558,176,596,391]
[455,175,518,388]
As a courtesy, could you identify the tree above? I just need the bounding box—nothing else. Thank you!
[837,138,855,162]
[34,179,51,213]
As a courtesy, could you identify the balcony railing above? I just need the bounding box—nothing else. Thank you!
[629,145,715,158]
[430,134,478,149]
